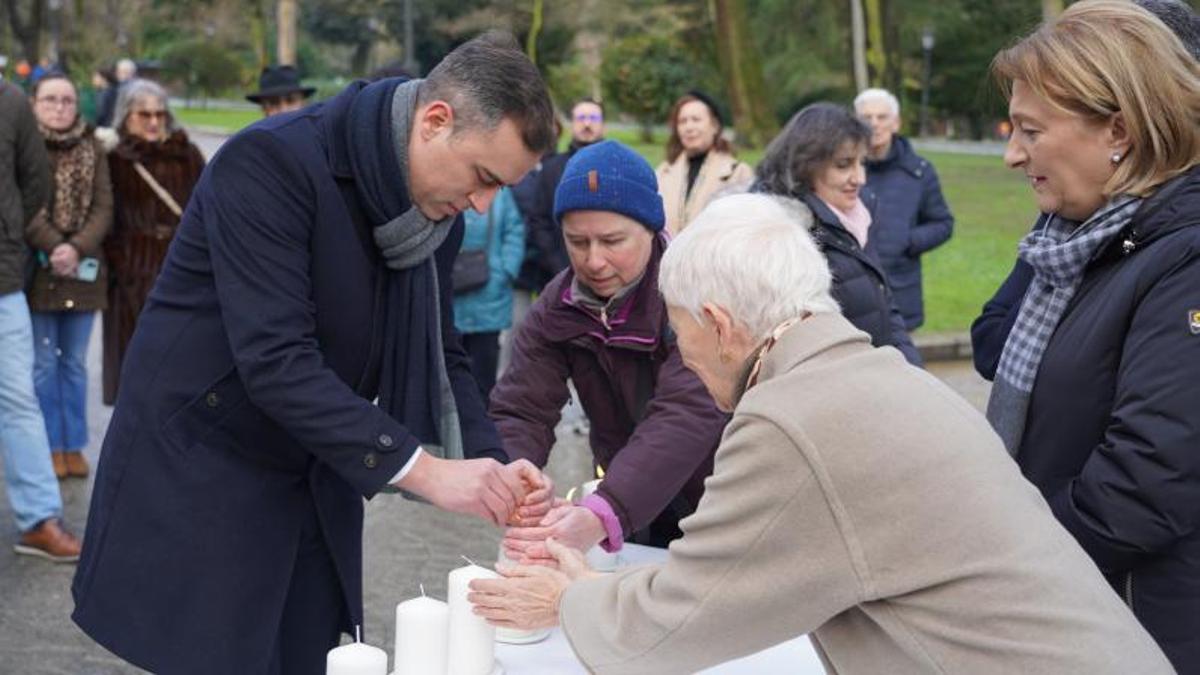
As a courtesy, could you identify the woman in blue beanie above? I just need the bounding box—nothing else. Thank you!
[491,140,727,559]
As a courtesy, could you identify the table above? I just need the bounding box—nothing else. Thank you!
[494,543,826,674]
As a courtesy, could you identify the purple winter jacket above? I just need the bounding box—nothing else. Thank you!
[489,236,727,545]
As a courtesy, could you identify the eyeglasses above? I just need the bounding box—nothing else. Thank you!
[36,95,77,109]
[134,110,168,121]
[573,113,602,123]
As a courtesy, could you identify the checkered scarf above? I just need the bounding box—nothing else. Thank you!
[986,195,1141,454]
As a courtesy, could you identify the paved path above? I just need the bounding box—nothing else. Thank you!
[0,129,992,673]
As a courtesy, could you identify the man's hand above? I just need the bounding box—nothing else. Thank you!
[397,454,543,527]
[509,474,555,527]
[49,243,79,277]
[501,502,606,563]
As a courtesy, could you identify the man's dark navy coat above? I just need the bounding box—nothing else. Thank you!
[71,82,502,674]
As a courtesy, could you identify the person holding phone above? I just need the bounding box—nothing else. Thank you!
[24,72,113,480]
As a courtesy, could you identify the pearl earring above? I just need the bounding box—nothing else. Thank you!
[1111,152,1122,164]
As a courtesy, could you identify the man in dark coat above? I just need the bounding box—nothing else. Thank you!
[855,88,954,330]
[512,98,607,295]
[71,33,556,675]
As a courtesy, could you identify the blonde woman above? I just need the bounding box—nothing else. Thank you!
[978,1,1200,668]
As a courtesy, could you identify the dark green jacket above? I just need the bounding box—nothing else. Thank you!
[0,81,51,294]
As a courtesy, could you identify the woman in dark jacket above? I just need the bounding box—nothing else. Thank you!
[103,78,205,404]
[753,102,921,365]
[24,73,112,480]
[983,3,1199,668]
[493,140,727,560]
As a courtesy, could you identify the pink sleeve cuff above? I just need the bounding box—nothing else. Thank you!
[580,493,624,552]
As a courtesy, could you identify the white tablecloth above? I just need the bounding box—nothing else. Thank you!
[494,543,826,674]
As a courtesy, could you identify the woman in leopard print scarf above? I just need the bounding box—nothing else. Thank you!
[24,73,113,480]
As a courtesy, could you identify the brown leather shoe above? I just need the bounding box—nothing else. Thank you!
[51,452,67,480]
[64,452,89,478]
[14,519,82,563]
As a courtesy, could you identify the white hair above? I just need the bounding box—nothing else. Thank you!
[854,87,900,117]
[659,193,839,342]
[115,58,137,81]
[113,78,179,135]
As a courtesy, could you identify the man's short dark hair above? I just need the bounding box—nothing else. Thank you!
[1134,0,1200,60]
[572,98,604,116]
[754,102,871,197]
[420,31,556,155]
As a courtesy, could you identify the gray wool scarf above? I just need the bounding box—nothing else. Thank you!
[986,195,1141,454]
[376,79,464,461]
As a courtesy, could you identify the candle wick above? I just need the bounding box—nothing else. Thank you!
[355,625,361,644]
[460,554,478,567]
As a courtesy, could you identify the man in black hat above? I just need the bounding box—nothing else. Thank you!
[246,64,316,117]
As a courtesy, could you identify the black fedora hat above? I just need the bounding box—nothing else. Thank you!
[246,65,316,103]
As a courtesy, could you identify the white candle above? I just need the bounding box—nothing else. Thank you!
[447,563,499,675]
[326,641,387,675]
[394,595,449,675]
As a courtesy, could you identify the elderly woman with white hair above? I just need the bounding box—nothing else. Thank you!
[103,78,205,403]
[469,193,1171,674]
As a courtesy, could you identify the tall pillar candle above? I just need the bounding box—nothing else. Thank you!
[447,563,499,675]
[394,595,449,675]
[326,641,387,675]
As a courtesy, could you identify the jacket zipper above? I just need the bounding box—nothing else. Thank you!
[1123,571,1134,610]
[600,305,611,331]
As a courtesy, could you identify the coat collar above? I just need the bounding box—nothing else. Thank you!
[866,135,927,179]
[539,234,668,350]
[750,313,875,387]
[1089,165,1200,263]
[802,191,877,236]
[663,149,743,182]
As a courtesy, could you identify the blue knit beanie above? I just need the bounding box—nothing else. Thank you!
[553,140,665,232]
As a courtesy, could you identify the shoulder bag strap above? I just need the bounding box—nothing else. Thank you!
[132,161,184,218]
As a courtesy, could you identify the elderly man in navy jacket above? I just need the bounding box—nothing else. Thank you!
[71,33,556,675]
[855,88,954,330]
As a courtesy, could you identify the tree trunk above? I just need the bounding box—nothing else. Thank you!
[864,0,885,87]
[5,0,44,63]
[351,40,371,77]
[849,0,867,92]
[881,0,903,97]
[1042,0,1063,21]
[709,0,776,149]
[277,0,297,66]
[250,0,268,71]
[526,0,543,66]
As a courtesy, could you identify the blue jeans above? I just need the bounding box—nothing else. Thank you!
[31,311,95,451]
[0,291,62,532]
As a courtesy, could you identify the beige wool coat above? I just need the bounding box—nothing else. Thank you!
[560,313,1172,675]
[656,150,753,236]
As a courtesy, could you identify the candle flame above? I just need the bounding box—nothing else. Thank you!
[420,583,426,598]
[355,625,361,643]
[596,465,605,479]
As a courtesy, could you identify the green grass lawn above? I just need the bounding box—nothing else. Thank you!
[175,107,262,132]
[176,108,1035,333]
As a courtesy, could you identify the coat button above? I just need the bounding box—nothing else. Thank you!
[378,433,394,448]
[205,392,220,408]
[363,452,378,469]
